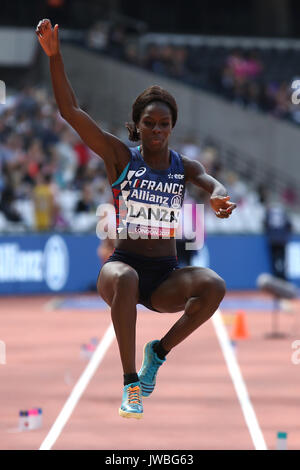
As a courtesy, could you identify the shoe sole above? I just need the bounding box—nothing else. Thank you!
[119,408,143,419]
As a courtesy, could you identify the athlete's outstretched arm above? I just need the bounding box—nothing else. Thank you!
[182,156,237,218]
[35,19,129,169]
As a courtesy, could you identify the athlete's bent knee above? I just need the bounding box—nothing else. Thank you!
[97,265,139,305]
[113,268,139,305]
[115,268,139,291]
[202,273,226,304]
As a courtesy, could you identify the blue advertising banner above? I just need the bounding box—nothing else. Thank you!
[193,235,272,290]
[192,235,300,289]
[0,233,299,294]
[0,233,100,294]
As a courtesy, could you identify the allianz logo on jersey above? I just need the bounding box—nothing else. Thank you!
[0,235,69,291]
[168,173,184,180]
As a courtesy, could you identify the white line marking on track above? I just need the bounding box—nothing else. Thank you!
[39,322,115,450]
[212,310,268,450]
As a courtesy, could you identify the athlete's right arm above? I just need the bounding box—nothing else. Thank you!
[35,19,130,175]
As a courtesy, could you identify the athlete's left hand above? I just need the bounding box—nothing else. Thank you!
[210,195,237,218]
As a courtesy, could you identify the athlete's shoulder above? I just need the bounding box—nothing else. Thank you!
[128,145,143,161]
[178,153,189,164]
[179,154,206,182]
[172,151,191,170]
[169,148,185,167]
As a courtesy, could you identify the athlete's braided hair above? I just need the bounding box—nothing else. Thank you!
[125,85,178,142]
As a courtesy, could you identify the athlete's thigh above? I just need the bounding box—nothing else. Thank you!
[150,266,221,313]
[97,261,139,306]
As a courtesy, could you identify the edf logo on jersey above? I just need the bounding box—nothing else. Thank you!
[168,173,184,180]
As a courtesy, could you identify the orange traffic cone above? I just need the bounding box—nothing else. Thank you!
[231,310,249,340]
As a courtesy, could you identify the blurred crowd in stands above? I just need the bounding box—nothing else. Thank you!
[0,86,111,232]
[216,48,300,123]
[0,85,297,235]
[86,21,300,125]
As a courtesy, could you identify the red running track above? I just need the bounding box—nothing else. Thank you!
[0,292,299,450]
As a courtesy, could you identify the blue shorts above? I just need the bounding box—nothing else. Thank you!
[102,249,180,312]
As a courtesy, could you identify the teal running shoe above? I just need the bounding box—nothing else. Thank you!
[138,340,166,397]
[119,381,143,419]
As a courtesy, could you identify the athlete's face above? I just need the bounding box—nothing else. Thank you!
[137,102,172,152]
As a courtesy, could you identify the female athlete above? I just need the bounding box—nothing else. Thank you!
[36,19,237,420]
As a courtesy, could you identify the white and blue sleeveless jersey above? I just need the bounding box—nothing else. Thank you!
[111,146,185,238]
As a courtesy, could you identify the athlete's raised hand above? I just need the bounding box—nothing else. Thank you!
[210,195,237,218]
[36,19,60,57]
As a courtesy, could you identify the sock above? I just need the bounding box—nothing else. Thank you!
[153,340,169,360]
[123,373,139,386]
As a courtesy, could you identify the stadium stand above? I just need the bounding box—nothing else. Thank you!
[0,84,299,235]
